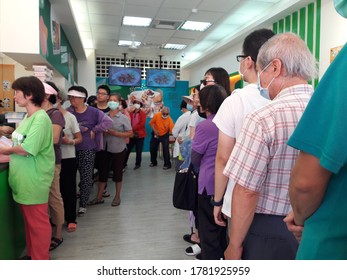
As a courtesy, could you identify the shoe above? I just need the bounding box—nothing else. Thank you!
[134,165,140,170]
[102,190,110,197]
[149,163,157,167]
[163,166,171,170]
[185,244,201,256]
[49,237,63,251]
[67,222,77,232]
[78,207,87,217]
[195,253,202,260]
[87,198,105,206]
[111,197,121,207]
[183,233,199,245]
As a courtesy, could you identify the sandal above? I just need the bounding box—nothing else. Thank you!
[87,198,104,206]
[111,197,121,207]
[183,233,199,245]
[49,237,63,251]
[102,190,110,197]
[67,222,77,232]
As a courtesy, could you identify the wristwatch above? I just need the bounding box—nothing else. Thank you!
[210,196,223,206]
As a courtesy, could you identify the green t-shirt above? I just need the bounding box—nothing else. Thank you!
[287,43,347,259]
[9,109,55,205]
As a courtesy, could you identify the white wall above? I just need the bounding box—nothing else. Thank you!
[319,0,347,78]
[77,48,96,95]
[0,0,39,54]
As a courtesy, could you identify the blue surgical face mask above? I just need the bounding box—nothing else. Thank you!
[108,101,119,110]
[257,61,275,100]
[186,104,193,111]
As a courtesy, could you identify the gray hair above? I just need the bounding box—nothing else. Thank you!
[162,106,170,114]
[257,32,317,81]
[57,89,68,104]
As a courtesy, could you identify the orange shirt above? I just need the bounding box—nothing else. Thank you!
[149,112,174,136]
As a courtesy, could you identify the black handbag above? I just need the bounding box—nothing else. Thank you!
[172,164,198,211]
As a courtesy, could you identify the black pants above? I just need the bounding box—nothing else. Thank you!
[59,157,77,224]
[125,137,145,167]
[150,132,171,167]
[198,192,227,260]
[242,213,299,260]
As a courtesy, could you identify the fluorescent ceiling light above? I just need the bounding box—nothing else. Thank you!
[118,40,141,47]
[164,44,187,50]
[180,21,211,31]
[122,16,152,27]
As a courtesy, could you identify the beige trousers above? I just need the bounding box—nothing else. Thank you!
[49,164,65,226]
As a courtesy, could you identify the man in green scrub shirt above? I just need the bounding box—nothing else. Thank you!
[285,42,347,259]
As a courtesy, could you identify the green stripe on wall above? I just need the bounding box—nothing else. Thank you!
[307,3,314,53]
[285,16,291,32]
[299,7,306,40]
[315,0,321,87]
[279,19,284,33]
[273,22,278,34]
[292,11,298,34]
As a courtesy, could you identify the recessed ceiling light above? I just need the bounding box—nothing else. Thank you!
[164,44,187,50]
[180,21,211,31]
[118,40,141,47]
[122,16,152,27]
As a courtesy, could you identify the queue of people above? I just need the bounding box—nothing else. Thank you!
[0,27,346,261]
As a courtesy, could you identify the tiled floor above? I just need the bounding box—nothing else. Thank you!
[50,153,194,260]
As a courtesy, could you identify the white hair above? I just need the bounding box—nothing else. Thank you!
[257,32,317,81]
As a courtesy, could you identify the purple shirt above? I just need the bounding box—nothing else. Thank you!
[47,108,65,164]
[191,114,218,195]
[68,106,112,151]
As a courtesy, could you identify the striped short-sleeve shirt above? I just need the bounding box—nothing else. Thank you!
[223,84,313,216]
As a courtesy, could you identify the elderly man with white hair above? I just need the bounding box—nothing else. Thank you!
[223,32,317,260]
[149,106,174,170]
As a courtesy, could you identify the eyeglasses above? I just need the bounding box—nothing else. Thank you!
[200,79,216,86]
[162,113,169,116]
[236,55,255,62]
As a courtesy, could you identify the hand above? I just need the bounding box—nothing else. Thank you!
[283,211,304,242]
[0,126,14,136]
[213,205,227,227]
[90,130,95,140]
[224,243,243,260]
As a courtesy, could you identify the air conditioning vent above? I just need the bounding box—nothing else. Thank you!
[151,20,182,30]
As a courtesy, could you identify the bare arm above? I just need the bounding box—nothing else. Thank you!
[106,129,133,138]
[225,183,259,260]
[289,151,332,226]
[0,145,29,156]
[214,130,236,226]
[52,124,62,144]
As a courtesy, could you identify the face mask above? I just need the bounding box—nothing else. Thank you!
[134,103,141,110]
[162,115,169,119]
[197,106,207,119]
[108,101,119,110]
[186,104,193,111]
[257,61,275,100]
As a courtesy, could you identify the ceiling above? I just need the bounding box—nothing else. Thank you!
[55,0,312,69]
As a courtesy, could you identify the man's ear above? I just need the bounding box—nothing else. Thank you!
[272,58,282,77]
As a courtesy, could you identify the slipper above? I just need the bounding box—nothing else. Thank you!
[49,237,63,251]
[87,198,105,206]
[67,222,77,232]
[183,233,199,245]
[185,244,201,256]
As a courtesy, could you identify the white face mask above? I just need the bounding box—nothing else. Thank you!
[134,103,141,110]
[257,61,275,100]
